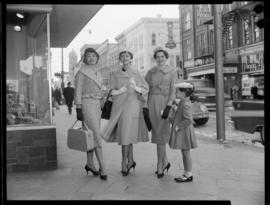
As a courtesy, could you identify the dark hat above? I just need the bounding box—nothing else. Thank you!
[84,47,99,59]
[153,47,169,59]
[119,50,133,59]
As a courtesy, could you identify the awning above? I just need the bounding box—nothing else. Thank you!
[7,4,103,48]
[50,5,103,47]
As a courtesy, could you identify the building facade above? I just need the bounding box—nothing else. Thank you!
[179,2,264,99]
[114,16,182,77]
[68,49,78,86]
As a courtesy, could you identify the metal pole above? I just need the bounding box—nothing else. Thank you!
[61,48,64,91]
[179,5,185,80]
[213,4,226,141]
[47,13,52,124]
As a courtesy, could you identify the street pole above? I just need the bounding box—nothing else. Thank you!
[61,48,64,91]
[213,4,226,141]
[179,5,184,80]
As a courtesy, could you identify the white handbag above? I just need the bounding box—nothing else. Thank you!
[67,120,95,152]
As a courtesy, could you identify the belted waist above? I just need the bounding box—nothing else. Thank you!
[149,85,170,96]
[82,95,103,100]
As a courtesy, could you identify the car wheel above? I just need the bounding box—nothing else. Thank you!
[193,117,209,126]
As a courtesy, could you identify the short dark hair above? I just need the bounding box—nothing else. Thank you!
[83,48,99,63]
[119,50,133,59]
[153,49,169,59]
[67,82,71,86]
[178,87,194,97]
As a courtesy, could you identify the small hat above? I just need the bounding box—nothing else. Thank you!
[84,47,99,59]
[174,82,194,89]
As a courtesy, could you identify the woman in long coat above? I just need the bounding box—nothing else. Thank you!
[74,48,107,180]
[145,47,178,178]
[102,50,149,176]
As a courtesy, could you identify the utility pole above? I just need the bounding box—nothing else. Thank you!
[61,48,64,91]
[179,5,185,80]
[213,4,226,142]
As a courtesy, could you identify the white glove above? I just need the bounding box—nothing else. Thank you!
[129,78,136,89]
[119,86,127,93]
[175,125,180,132]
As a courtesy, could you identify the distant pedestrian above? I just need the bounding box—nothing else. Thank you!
[168,82,197,183]
[251,84,258,100]
[54,86,63,105]
[74,47,107,180]
[231,84,239,100]
[145,47,178,178]
[63,82,74,114]
[102,50,149,176]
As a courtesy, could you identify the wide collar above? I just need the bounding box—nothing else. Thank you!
[149,65,177,74]
[115,66,138,77]
[79,63,102,88]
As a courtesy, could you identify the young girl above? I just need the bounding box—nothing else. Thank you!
[168,82,197,183]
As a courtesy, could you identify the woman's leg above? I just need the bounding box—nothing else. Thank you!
[86,150,98,171]
[127,144,134,167]
[94,147,106,175]
[121,145,129,172]
[157,144,164,174]
[181,149,192,176]
[162,145,169,168]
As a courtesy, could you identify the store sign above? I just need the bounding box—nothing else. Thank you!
[223,67,238,73]
[241,63,263,74]
[165,21,176,49]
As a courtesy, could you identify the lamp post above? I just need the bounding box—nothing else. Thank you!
[61,47,64,91]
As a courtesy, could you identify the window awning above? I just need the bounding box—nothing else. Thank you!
[7,4,103,48]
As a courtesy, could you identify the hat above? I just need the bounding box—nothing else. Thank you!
[84,47,99,59]
[153,47,169,59]
[174,82,194,89]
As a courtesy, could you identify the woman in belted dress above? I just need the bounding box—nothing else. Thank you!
[102,50,149,176]
[74,48,107,180]
[145,47,178,178]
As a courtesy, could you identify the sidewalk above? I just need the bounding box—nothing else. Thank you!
[6,106,265,204]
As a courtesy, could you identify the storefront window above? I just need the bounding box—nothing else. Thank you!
[7,12,51,126]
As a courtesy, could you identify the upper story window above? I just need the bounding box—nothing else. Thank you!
[228,25,233,49]
[139,34,143,49]
[184,12,191,31]
[242,17,250,45]
[253,15,263,42]
[152,33,156,46]
[184,39,192,60]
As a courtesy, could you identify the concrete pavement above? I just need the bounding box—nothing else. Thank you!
[6,105,265,204]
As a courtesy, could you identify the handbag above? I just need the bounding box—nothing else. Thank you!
[67,120,95,152]
[101,89,113,119]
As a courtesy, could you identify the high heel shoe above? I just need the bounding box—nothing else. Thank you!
[127,161,136,173]
[84,165,100,176]
[155,162,171,174]
[100,174,108,180]
[157,172,164,178]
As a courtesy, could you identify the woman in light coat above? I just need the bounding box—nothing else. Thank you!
[145,47,178,178]
[102,50,149,176]
[74,48,107,180]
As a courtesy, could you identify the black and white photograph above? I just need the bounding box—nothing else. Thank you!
[4,2,267,204]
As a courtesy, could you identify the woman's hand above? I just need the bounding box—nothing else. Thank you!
[129,78,136,89]
[175,125,180,132]
[111,86,127,96]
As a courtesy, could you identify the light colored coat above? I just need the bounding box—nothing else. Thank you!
[145,65,178,144]
[74,64,103,147]
[168,98,197,150]
[102,68,149,145]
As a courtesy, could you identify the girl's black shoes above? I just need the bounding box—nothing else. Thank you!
[174,175,193,183]
[100,174,108,180]
[84,165,100,176]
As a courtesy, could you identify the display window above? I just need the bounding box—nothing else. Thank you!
[6,11,52,126]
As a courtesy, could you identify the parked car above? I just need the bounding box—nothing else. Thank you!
[173,94,209,126]
[181,79,232,110]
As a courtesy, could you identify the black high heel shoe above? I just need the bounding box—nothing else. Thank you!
[84,165,100,176]
[127,161,136,173]
[155,162,171,175]
[100,174,108,180]
[157,172,164,178]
